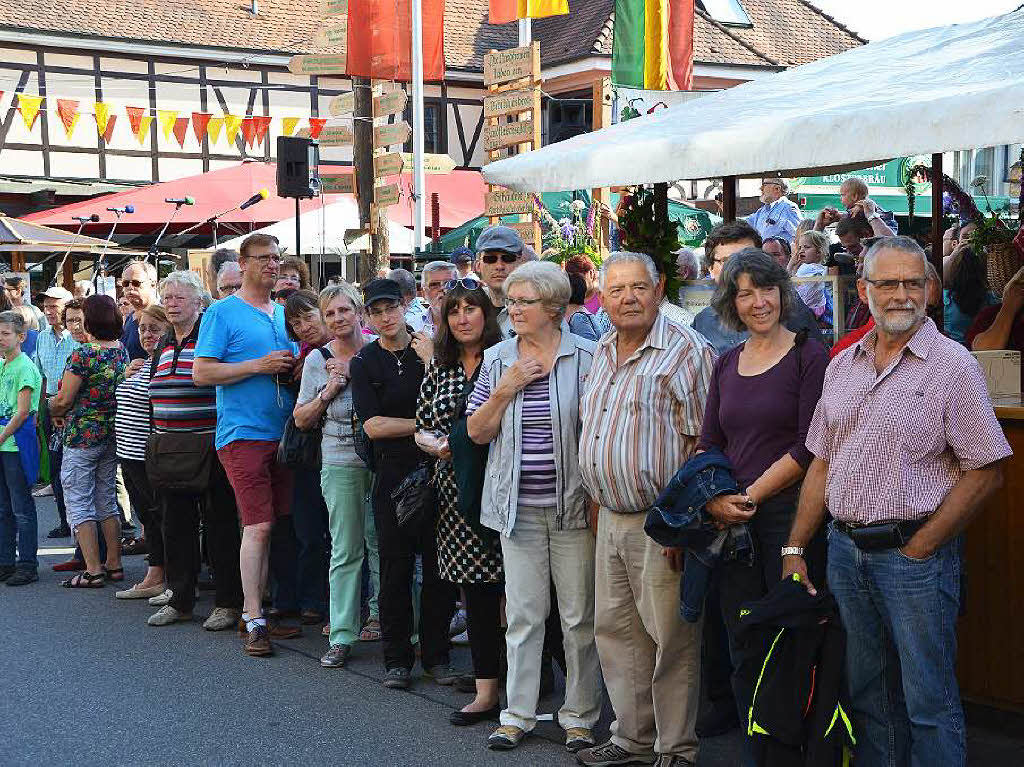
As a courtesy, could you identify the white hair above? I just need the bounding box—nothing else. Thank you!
[217,261,242,280]
[599,251,660,289]
[159,270,205,300]
[421,260,456,287]
[862,236,927,280]
[74,280,94,297]
[122,259,158,282]
[386,268,417,298]
[503,261,571,318]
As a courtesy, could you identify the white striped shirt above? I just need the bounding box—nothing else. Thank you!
[114,363,152,461]
[579,313,716,512]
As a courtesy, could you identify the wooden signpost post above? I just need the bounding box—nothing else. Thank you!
[314,18,348,48]
[318,124,354,146]
[373,121,411,148]
[287,54,348,76]
[400,153,456,175]
[320,172,356,194]
[373,90,408,118]
[482,42,542,247]
[374,184,401,207]
[329,92,355,117]
[373,152,404,177]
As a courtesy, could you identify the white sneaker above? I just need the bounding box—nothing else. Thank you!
[149,589,173,606]
[203,607,242,631]
[32,484,54,497]
[147,605,192,626]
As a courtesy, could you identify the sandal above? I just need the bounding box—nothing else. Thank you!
[61,571,106,589]
[359,618,381,642]
[122,537,149,556]
[104,567,125,582]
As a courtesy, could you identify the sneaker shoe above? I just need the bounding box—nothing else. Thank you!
[47,524,71,538]
[565,727,596,753]
[449,608,467,638]
[147,605,192,626]
[383,667,411,689]
[149,589,173,606]
[0,565,15,582]
[33,484,54,497]
[320,644,352,668]
[451,629,470,645]
[654,757,694,767]
[6,568,38,586]
[245,625,274,657]
[423,663,461,686]
[487,725,526,750]
[203,607,242,631]
[576,741,656,766]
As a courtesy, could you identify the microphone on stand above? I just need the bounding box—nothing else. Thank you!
[73,214,101,224]
[239,188,270,210]
[165,197,195,206]
[107,205,135,214]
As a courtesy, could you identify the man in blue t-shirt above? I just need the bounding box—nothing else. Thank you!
[194,233,297,658]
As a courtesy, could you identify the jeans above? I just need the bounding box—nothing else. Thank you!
[321,464,371,646]
[62,440,119,527]
[0,451,38,569]
[827,524,966,767]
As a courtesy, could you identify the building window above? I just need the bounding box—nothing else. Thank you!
[697,0,753,27]
[403,102,442,154]
[547,99,592,145]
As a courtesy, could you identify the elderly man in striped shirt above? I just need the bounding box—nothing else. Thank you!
[576,251,716,767]
[784,236,1012,767]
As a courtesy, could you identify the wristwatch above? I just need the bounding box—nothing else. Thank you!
[780,546,804,557]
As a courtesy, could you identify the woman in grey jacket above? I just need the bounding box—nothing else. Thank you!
[467,261,602,753]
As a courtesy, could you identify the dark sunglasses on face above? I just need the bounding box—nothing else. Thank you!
[481,252,519,264]
[443,277,482,291]
[121,279,148,289]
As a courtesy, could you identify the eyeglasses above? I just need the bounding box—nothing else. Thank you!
[505,297,542,309]
[863,277,927,293]
[218,284,242,294]
[249,254,284,264]
[443,277,482,292]
[367,302,403,319]
[120,279,149,289]
[481,252,519,264]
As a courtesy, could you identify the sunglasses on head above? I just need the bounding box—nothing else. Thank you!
[443,277,482,292]
[481,252,519,264]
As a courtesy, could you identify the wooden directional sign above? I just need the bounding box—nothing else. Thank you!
[288,54,347,76]
[485,189,533,216]
[505,221,537,245]
[315,19,348,48]
[317,124,354,146]
[484,89,536,119]
[374,183,401,207]
[483,120,535,152]
[373,121,411,148]
[320,173,356,194]
[483,44,540,86]
[320,0,348,17]
[373,90,408,117]
[400,153,456,175]
[329,92,355,117]
[373,152,404,177]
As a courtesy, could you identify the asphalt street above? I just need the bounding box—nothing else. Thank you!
[1,498,1020,766]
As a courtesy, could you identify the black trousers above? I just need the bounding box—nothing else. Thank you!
[119,459,163,567]
[164,454,243,614]
[372,458,456,671]
[41,409,68,527]
[463,581,504,679]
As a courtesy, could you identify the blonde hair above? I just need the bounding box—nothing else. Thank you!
[12,305,38,331]
[140,304,169,325]
[319,281,364,315]
[503,261,571,319]
[799,230,830,264]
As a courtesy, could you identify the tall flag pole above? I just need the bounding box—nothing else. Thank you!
[411,0,426,252]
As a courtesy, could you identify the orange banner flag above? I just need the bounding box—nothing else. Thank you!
[135,115,154,145]
[191,112,212,144]
[347,0,445,82]
[240,116,257,147]
[207,116,225,144]
[17,94,43,131]
[172,116,190,148]
[126,105,146,135]
[281,117,300,137]
[101,114,117,143]
[308,118,327,139]
[223,114,243,145]
[57,99,80,139]
[253,116,272,146]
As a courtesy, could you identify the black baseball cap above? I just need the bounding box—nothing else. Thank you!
[362,278,403,307]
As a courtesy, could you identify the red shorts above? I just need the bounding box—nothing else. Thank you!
[217,440,293,527]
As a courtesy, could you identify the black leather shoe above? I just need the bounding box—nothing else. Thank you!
[449,703,500,726]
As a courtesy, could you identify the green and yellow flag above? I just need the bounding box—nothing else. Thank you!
[612,0,694,90]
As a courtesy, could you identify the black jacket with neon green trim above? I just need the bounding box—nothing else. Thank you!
[734,576,856,767]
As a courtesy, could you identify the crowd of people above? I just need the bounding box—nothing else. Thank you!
[0,172,1017,767]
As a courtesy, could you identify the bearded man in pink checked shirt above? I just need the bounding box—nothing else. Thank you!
[783,236,1011,767]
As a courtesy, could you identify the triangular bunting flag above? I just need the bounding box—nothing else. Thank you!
[223,114,243,145]
[207,116,225,144]
[17,94,43,131]
[191,112,212,144]
[253,116,272,146]
[309,117,327,139]
[64,114,82,140]
[172,116,190,148]
[158,110,178,141]
[102,114,117,144]
[57,99,80,139]
[126,106,146,135]
[240,116,257,148]
[94,102,111,137]
[281,117,300,137]
[135,115,154,145]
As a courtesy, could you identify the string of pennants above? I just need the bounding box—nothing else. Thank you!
[0,92,329,147]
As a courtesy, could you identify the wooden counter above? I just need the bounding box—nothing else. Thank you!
[957,395,1024,711]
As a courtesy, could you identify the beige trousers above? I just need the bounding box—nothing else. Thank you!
[595,508,702,760]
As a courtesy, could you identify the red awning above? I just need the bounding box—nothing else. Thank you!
[23,162,487,236]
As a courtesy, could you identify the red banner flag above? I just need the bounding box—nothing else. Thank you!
[102,114,117,144]
[172,116,190,148]
[57,99,79,137]
[126,106,146,135]
[347,0,444,82]
[191,112,212,144]
[489,0,567,24]
[309,118,327,139]
[240,117,257,147]
[253,116,272,146]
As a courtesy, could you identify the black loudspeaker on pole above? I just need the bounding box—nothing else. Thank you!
[277,136,319,260]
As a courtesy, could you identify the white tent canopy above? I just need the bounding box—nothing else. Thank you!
[219,198,416,255]
[484,9,1024,192]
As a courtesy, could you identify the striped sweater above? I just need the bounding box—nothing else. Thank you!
[149,320,217,434]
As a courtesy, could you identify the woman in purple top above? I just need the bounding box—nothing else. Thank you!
[696,248,828,758]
